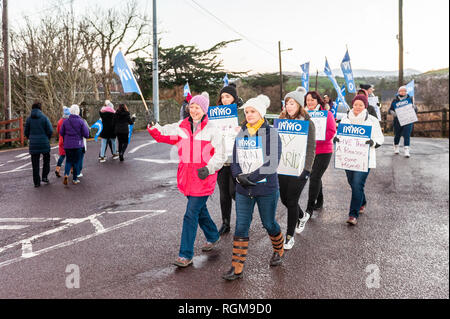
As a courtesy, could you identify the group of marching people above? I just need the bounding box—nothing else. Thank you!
[147,82,415,281]
[25,100,135,187]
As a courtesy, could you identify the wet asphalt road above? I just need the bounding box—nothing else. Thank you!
[0,132,448,299]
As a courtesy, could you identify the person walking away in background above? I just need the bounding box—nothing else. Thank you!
[59,105,89,185]
[278,87,316,250]
[55,106,70,178]
[24,101,53,187]
[114,103,136,161]
[99,100,118,162]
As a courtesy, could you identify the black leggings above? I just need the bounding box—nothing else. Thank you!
[117,133,129,156]
[217,166,236,224]
[307,153,332,212]
[279,174,308,237]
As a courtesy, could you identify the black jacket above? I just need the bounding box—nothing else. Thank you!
[99,111,116,139]
[24,109,53,154]
[114,110,135,135]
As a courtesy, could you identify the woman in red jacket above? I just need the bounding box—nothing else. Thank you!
[55,106,70,177]
[304,91,336,220]
[148,95,227,268]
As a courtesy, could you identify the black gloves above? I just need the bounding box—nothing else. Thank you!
[299,170,310,180]
[365,139,375,147]
[236,174,256,187]
[197,167,209,180]
[333,136,340,143]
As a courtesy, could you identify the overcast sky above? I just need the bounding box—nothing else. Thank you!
[9,0,450,74]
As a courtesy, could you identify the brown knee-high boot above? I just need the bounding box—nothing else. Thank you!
[222,237,249,281]
[269,232,284,266]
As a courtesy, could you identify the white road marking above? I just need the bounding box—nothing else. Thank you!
[15,153,29,158]
[0,218,61,222]
[134,158,178,164]
[89,217,105,233]
[0,225,29,230]
[0,209,167,269]
[51,146,58,150]
[128,141,157,154]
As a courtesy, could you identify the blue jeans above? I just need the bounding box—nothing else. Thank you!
[179,196,219,259]
[235,190,281,238]
[393,118,413,147]
[64,148,82,179]
[100,138,116,157]
[77,150,85,175]
[345,169,370,218]
[57,155,66,167]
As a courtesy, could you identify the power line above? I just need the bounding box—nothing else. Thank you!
[187,0,300,70]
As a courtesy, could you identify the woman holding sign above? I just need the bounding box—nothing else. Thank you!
[222,94,283,281]
[214,83,242,236]
[305,91,337,217]
[336,95,384,225]
[147,95,227,268]
[277,87,316,250]
[389,86,417,158]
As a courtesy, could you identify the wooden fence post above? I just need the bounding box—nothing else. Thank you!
[442,108,448,138]
[19,117,24,147]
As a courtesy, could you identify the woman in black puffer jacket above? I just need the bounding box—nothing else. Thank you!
[114,104,136,161]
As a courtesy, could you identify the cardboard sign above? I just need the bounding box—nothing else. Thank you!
[208,104,239,157]
[335,123,372,173]
[368,96,381,120]
[394,100,418,126]
[308,110,328,141]
[274,119,309,176]
[236,136,266,183]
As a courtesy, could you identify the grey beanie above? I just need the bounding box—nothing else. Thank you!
[284,87,307,107]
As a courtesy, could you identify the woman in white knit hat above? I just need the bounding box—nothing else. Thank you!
[223,94,284,281]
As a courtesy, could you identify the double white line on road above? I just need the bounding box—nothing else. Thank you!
[0,209,167,269]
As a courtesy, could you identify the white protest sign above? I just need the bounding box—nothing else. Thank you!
[236,136,266,183]
[274,119,309,176]
[208,104,239,157]
[335,123,372,173]
[368,96,381,120]
[308,110,328,141]
[394,100,418,126]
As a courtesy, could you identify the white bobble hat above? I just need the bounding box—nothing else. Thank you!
[240,94,271,118]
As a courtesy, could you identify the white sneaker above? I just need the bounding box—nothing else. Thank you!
[77,173,83,178]
[394,144,400,154]
[295,212,310,234]
[404,147,410,158]
[284,236,295,250]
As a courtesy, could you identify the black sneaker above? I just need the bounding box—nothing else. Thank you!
[34,184,41,188]
[218,223,231,236]
[222,267,243,281]
[270,252,283,266]
[42,177,49,184]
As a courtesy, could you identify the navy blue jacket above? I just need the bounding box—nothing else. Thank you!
[24,109,53,155]
[231,121,282,197]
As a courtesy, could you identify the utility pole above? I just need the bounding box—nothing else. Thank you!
[2,0,11,128]
[152,0,159,122]
[398,0,404,87]
[278,41,292,109]
[315,70,319,91]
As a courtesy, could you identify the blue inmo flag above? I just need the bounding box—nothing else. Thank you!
[406,80,415,97]
[113,51,141,94]
[325,58,349,109]
[183,82,191,97]
[341,50,356,93]
[301,62,310,92]
[223,74,229,87]
[128,124,134,144]
[90,119,103,142]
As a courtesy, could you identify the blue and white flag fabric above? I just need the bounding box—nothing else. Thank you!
[113,51,141,94]
[332,84,346,118]
[324,58,349,109]
[406,80,415,97]
[223,74,229,87]
[183,82,191,97]
[340,50,356,93]
[300,62,310,92]
[90,119,103,142]
[128,124,134,144]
